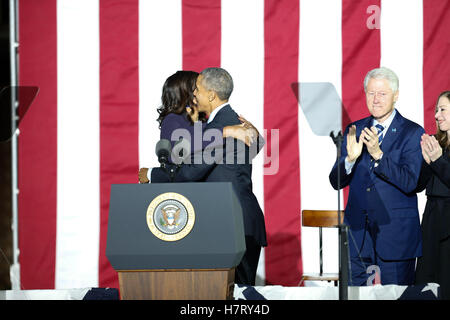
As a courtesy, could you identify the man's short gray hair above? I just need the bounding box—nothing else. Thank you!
[364,67,399,93]
[200,67,234,101]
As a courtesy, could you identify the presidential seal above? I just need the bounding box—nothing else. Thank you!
[146,192,195,241]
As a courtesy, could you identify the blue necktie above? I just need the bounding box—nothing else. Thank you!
[375,124,384,144]
[369,124,384,170]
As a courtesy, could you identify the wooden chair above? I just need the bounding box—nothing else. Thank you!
[299,210,344,286]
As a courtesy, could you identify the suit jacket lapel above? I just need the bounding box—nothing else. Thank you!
[379,110,403,153]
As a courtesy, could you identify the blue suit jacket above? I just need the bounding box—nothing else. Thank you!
[329,110,424,260]
[152,105,267,247]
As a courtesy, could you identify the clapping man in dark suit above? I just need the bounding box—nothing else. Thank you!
[329,67,424,286]
[140,67,267,285]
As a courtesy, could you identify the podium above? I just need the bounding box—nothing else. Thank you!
[106,182,246,300]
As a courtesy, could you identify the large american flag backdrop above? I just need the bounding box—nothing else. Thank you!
[17,0,450,289]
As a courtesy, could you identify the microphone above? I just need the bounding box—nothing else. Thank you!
[155,139,172,165]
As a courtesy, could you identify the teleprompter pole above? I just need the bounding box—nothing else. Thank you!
[330,131,349,300]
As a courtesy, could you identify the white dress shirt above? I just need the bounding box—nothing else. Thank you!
[207,102,229,124]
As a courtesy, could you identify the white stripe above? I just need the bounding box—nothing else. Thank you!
[380,0,424,126]
[380,0,426,218]
[56,0,99,288]
[221,0,265,285]
[139,0,182,169]
[299,0,342,277]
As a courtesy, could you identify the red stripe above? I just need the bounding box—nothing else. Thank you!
[341,0,380,203]
[182,0,221,72]
[99,0,140,288]
[18,0,57,289]
[423,0,450,134]
[264,0,301,286]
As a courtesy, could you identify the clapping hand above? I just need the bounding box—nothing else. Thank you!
[346,125,363,163]
[420,134,442,164]
[361,127,383,160]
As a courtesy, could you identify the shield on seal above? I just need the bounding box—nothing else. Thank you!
[146,192,195,241]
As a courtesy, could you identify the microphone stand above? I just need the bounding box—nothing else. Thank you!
[330,131,349,300]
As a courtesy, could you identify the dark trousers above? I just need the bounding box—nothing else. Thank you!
[234,236,261,286]
[349,225,416,286]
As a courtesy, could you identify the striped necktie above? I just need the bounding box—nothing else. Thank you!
[375,124,384,144]
[369,124,385,170]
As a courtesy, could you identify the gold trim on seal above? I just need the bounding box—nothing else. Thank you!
[146,192,195,241]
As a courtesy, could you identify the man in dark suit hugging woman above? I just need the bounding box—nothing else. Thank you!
[140,67,267,286]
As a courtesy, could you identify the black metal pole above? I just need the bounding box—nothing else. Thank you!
[331,131,349,300]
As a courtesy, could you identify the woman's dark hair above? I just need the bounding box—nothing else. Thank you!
[435,90,450,153]
[157,70,199,127]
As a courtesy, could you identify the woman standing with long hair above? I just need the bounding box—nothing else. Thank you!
[415,91,450,299]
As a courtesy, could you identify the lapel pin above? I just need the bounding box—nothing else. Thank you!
[392,128,397,132]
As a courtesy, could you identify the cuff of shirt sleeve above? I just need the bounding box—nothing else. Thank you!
[345,158,355,174]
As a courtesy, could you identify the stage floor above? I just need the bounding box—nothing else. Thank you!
[0,283,440,300]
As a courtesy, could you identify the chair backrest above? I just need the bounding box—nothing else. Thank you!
[302,210,344,228]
